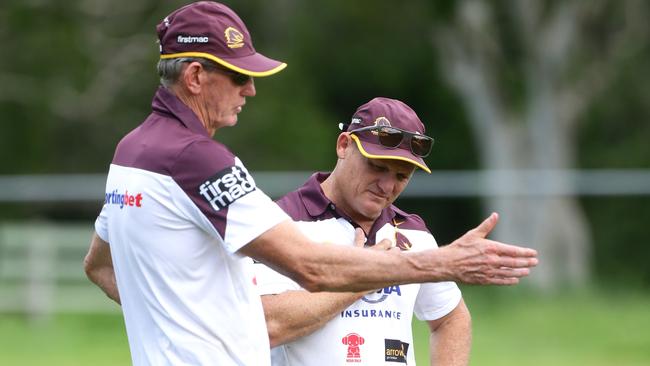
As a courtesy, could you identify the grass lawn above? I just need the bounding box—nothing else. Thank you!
[1,288,649,365]
[413,287,650,365]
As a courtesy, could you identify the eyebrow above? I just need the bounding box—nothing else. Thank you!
[368,159,414,176]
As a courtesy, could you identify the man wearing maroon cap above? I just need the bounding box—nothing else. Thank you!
[256,98,471,365]
[84,2,537,365]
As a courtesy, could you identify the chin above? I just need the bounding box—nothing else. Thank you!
[215,118,238,129]
[360,206,383,220]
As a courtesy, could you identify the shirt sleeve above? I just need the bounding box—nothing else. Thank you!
[413,281,462,321]
[400,228,463,321]
[94,195,109,243]
[254,261,302,295]
[171,139,289,253]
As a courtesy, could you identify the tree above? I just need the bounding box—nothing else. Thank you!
[433,0,649,288]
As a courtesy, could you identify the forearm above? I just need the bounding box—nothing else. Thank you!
[244,217,538,292]
[243,221,445,292]
[87,266,121,304]
[429,301,472,366]
[84,232,121,304]
[263,290,365,347]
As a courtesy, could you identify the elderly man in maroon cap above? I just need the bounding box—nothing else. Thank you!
[256,98,471,366]
[84,2,537,365]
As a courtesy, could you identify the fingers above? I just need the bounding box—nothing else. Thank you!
[491,267,530,278]
[488,240,538,259]
[469,212,499,238]
[373,238,394,251]
[496,255,539,268]
[465,268,530,286]
[475,268,530,285]
[353,228,366,248]
[354,229,393,251]
[483,277,520,286]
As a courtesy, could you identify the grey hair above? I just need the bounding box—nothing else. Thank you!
[157,57,217,88]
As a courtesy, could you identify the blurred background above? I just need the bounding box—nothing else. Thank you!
[1,0,649,365]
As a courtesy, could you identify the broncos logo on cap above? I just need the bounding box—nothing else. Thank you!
[224,27,244,48]
[370,117,392,136]
[374,116,391,127]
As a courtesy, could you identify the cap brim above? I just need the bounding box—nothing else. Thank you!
[351,134,431,174]
[160,51,286,77]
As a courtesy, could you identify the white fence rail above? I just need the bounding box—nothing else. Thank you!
[1,169,650,202]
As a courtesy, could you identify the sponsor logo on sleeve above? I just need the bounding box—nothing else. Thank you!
[342,332,365,363]
[384,339,409,363]
[198,165,256,211]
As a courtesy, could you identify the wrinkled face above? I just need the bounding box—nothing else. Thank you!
[337,143,415,222]
[199,67,256,131]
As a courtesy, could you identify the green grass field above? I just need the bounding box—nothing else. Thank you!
[1,288,649,365]
[413,287,650,365]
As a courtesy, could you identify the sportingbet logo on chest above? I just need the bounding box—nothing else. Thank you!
[199,165,256,211]
[105,189,143,209]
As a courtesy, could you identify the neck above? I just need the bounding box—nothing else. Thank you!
[320,172,375,233]
[170,86,216,137]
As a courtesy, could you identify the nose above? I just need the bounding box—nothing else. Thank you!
[376,174,396,195]
[241,78,256,97]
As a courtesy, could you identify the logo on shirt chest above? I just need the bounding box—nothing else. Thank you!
[342,332,365,363]
[361,285,401,304]
[198,165,256,211]
[385,339,409,363]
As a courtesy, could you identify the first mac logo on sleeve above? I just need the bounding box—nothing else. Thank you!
[199,165,256,211]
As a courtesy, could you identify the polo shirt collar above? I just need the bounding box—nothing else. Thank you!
[297,172,400,244]
[151,87,210,137]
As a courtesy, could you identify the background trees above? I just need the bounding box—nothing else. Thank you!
[1,0,649,289]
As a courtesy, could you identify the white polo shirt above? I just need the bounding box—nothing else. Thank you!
[95,87,288,366]
[255,173,462,366]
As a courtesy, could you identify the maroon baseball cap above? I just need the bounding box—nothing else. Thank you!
[157,1,286,77]
[342,97,433,173]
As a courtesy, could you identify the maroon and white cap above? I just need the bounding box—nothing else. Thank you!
[157,1,286,77]
[343,97,432,173]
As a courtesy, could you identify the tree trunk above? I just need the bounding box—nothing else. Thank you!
[433,0,600,289]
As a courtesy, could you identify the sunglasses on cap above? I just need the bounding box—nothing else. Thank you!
[197,61,252,86]
[346,125,434,157]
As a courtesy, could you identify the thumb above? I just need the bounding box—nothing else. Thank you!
[373,238,394,251]
[353,228,367,248]
[471,212,499,238]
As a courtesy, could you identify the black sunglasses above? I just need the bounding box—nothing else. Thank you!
[201,62,252,86]
[348,125,434,157]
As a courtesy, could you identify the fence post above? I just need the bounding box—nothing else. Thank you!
[26,226,55,322]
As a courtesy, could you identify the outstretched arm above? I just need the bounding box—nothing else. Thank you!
[242,212,538,292]
[428,299,472,366]
[84,232,121,304]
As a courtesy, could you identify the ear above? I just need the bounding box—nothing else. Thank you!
[180,62,205,95]
[335,133,352,159]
